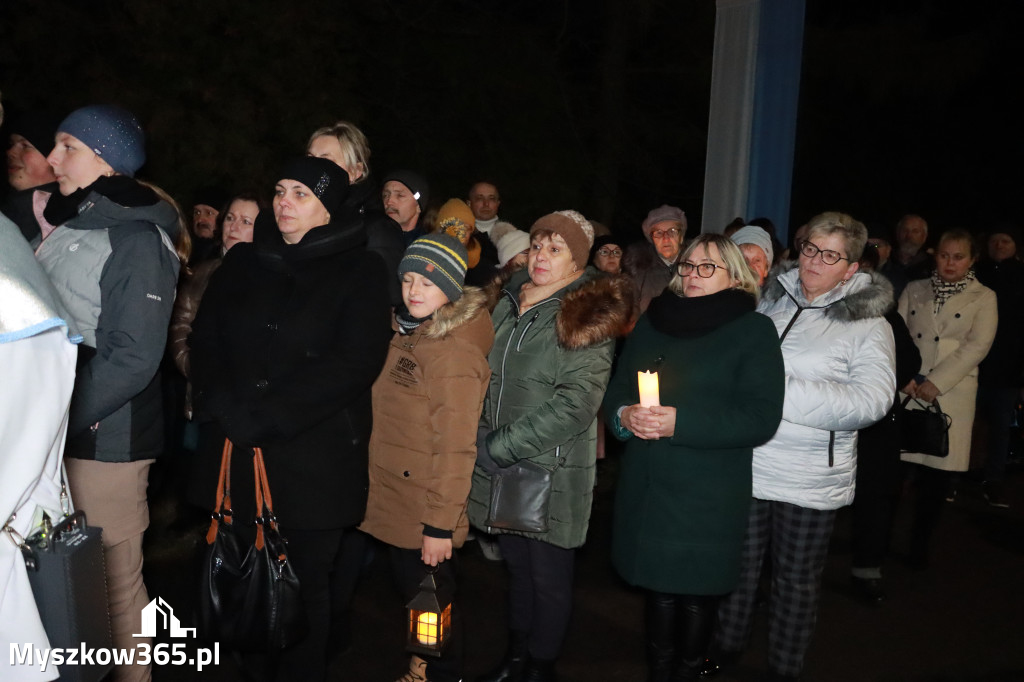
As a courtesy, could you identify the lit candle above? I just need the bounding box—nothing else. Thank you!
[416,612,439,645]
[638,371,660,408]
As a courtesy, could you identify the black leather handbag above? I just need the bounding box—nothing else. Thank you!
[485,459,554,533]
[899,396,952,458]
[198,440,307,651]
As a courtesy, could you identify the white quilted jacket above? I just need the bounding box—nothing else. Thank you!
[753,266,896,510]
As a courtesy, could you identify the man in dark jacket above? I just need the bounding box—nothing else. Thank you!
[383,169,430,245]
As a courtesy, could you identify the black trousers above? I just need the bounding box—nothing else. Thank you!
[905,462,950,565]
[497,534,576,661]
[850,490,899,574]
[237,526,366,682]
[388,546,464,682]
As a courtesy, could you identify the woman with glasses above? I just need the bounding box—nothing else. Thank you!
[623,205,687,312]
[605,234,784,681]
[899,229,996,564]
[590,235,625,274]
[713,212,896,682]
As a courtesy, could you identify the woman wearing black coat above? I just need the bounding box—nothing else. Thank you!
[190,157,392,681]
[849,248,922,603]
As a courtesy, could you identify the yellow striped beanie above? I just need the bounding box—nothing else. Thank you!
[398,233,469,302]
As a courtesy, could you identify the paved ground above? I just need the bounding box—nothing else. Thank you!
[144,455,1024,682]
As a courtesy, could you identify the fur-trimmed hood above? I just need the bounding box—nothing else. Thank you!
[762,261,894,322]
[487,267,633,350]
[423,285,490,342]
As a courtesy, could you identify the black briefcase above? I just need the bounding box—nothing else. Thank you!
[24,511,114,682]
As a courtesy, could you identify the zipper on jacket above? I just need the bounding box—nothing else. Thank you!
[779,306,805,342]
[516,311,542,351]
[493,316,520,426]
[828,431,835,467]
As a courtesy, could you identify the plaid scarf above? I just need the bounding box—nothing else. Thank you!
[930,270,975,313]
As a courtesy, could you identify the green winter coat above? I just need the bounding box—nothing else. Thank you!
[605,294,784,594]
[467,267,633,549]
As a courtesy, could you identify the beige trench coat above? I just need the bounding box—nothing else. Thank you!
[898,278,997,471]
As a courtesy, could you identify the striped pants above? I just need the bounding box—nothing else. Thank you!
[714,498,836,678]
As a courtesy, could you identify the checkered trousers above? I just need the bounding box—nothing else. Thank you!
[714,498,837,678]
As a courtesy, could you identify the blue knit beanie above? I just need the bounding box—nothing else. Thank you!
[57,105,146,177]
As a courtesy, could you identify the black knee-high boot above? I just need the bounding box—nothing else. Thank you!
[522,657,556,682]
[477,630,529,682]
[673,595,718,681]
[646,591,677,682]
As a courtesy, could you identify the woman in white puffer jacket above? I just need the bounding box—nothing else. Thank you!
[713,212,896,682]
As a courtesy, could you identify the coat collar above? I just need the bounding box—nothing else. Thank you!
[762,262,893,322]
[253,209,367,270]
[486,267,634,350]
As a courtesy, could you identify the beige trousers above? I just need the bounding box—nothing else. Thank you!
[65,458,154,682]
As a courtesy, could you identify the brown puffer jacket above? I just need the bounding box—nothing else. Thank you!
[360,286,494,550]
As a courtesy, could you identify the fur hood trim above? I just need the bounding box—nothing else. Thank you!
[556,273,634,349]
[485,268,633,348]
[485,268,634,348]
[425,286,488,339]
[762,262,894,322]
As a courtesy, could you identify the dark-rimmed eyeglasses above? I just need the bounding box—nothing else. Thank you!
[800,240,849,265]
[677,261,728,278]
[596,248,622,257]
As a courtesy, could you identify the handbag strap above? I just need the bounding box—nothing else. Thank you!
[205,439,234,545]
[252,447,279,550]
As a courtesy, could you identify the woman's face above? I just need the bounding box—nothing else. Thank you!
[680,242,735,298]
[221,199,259,251]
[936,238,975,283]
[402,271,450,318]
[593,243,623,274]
[47,132,113,196]
[7,134,56,190]
[509,251,529,269]
[308,135,363,184]
[528,233,576,286]
[273,179,330,245]
[798,232,859,300]
[988,233,1016,263]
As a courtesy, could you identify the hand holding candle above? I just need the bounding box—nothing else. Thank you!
[638,370,660,408]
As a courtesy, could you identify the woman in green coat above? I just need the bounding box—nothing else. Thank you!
[468,211,632,682]
[605,234,784,682]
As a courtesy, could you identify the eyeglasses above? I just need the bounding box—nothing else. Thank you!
[677,261,728,278]
[651,227,681,241]
[597,248,622,257]
[800,240,849,265]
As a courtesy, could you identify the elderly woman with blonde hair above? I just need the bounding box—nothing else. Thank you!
[713,212,896,682]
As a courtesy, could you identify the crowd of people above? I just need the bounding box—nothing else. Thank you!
[1,94,1018,682]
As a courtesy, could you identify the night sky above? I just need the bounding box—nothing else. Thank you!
[2,0,1021,244]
